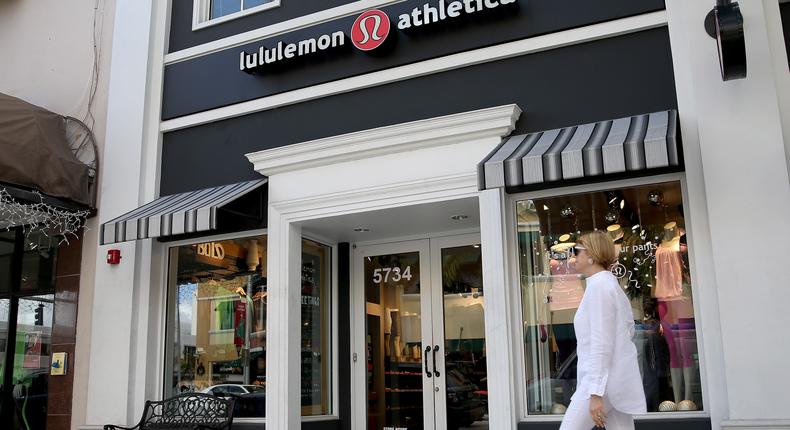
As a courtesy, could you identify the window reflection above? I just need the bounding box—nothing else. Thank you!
[517,182,702,414]
[169,236,268,417]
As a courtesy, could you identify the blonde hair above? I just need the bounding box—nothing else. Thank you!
[577,230,618,268]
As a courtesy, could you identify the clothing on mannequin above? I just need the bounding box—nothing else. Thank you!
[658,300,695,402]
[654,222,683,300]
[548,257,584,311]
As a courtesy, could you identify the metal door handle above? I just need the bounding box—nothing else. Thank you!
[433,345,440,377]
[424,346,432,378]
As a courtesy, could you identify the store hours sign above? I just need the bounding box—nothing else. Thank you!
[239,0,518,73]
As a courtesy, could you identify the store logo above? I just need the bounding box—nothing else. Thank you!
[351,10,390,51]
[196,242,225,260]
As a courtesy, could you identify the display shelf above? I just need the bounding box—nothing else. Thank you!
[385,371,422,376]
[384,388,422,393]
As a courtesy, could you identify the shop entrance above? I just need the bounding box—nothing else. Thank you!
[0,228,57,430]
[354,234,489,430]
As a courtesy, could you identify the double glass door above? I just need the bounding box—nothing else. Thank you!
[354,235,489,430]
[0,229,57,430]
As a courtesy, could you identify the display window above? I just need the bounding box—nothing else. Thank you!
[165,234,332,418]
[301,238,332,416]
[515,181,703,415]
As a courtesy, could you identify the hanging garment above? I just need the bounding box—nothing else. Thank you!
[654,238,683,299]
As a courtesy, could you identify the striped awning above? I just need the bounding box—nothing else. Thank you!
[100,179,267,245]
[478,110,681,191]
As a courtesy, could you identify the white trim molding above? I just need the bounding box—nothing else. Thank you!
[246,104,521,176]
[722,420,790,430]
[256,106,521,429]
[192,0,281,32]
[160,11,666,132]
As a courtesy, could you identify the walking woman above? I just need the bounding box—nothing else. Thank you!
[560,231,646,430]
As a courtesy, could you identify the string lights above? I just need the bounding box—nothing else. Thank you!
[0,188,90,246]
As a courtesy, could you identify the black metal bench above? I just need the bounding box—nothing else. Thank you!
[103,392,235,430]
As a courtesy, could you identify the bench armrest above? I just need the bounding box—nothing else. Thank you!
[103,425,141,430]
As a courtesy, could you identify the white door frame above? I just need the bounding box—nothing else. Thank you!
[428,233,483,430]
[351,233,484,430]
[352,239,436,430]
[247,105,520,429]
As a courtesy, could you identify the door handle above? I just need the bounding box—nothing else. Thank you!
[433,345,440,377]
[424,346,432,378]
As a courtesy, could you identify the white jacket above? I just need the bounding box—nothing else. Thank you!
[571,270,647,414]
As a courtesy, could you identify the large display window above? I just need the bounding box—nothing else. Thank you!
[166,233,332,418]
[515,181,703,416]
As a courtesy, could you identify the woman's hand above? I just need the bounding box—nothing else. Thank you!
[589,395,607,427]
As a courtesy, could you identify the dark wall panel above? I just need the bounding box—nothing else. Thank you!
[518,417,711,430]
[163,0,665,119]
[161,28,677,195]
[169,0,355,53]
[338,243,351,430]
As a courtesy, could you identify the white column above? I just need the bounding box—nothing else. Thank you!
[265,205,303,428]
[479,188,518,429]
[666,1,790,429]
[81,0,155,427]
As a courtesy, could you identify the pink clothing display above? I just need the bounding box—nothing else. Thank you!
[654,238,683,299]
[658,300,695,368]
[549,258,584,311]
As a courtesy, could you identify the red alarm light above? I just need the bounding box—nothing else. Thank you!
[107,249,121,265]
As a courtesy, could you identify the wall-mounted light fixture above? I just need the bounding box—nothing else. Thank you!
[704,0,747,81]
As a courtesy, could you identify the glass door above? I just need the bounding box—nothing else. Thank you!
[357,240,436,430]
[354,235,488,430]
[0,229,58,430]
[429,234,488,430]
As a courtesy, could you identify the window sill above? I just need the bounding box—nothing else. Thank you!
[193,0,282,32]
[519,411,709,422]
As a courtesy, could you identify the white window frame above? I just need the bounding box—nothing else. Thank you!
[162,228,340,423]
[192,0,282,31]
[505,172,712,422]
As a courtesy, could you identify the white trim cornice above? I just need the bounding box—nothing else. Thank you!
[245,104,521,176]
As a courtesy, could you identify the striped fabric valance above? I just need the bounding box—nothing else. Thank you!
[478,110,681,191]
[100,179,267,245]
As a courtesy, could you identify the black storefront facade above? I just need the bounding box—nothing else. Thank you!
[83,1,790,430]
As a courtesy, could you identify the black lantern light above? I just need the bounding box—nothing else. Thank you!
[705,0,747,81]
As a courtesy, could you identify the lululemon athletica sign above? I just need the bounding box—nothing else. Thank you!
[351,10,391,51]
[239,0,517,73]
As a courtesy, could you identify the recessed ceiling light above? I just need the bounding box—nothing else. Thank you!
[450,214,469,221]
[353,227,370,232]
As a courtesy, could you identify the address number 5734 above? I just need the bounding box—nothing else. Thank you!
[372,266,413,284]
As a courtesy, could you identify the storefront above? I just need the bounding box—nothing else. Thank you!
[0,93,97,429]
[85,1,790,430]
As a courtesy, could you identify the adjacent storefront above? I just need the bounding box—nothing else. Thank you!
[86,1,790,430]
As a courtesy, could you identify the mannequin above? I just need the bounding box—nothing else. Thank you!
[548,241,584,311]
[654,222,693,403]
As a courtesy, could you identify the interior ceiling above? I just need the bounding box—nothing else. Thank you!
[300,197,480,243]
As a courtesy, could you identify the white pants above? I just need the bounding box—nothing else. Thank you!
[559,397,635,430]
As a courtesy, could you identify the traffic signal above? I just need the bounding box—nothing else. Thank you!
[34,304,44,326]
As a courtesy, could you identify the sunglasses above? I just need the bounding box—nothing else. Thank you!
[571,245,586,256]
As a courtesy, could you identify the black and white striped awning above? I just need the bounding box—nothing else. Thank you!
[100,179,267,245]
[478,110,681,191]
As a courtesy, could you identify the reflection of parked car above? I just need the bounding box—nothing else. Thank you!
[201,384,263,396]
[445,368,486,430]
[202,384,266,417]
